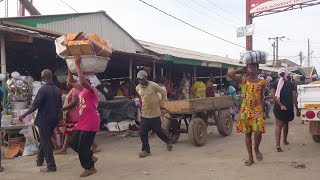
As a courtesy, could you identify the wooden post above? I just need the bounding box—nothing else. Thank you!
[194,66,197,81]
[0,35,7,108]
[129,58,133,80]
[220,68,223,89]
[0,35,7,74]
[133,65,136,81]
[153,60,156,81]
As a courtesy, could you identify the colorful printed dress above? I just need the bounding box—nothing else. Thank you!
[237,77,266,133]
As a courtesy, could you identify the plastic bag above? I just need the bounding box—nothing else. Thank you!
[20,125,39,156]
[240,50,267,64]
[191,81,206,99]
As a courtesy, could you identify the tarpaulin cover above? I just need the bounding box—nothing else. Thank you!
[98,99,136,123]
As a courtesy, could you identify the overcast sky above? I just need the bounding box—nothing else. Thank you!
[1,0,320,71]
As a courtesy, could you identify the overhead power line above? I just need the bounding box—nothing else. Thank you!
[190,0,241,26]
[203,0,242,21]
[187,0,271,40]
[59,0,79,13]
[174,0,224,25]
[137,0,245,48]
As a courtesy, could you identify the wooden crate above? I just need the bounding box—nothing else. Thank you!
[163,96,233,114]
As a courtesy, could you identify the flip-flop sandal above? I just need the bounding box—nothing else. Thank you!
[277,147,283,152]
[284,141,290,145]
[256,152,263,161]
[80,169,97,178]
[244,160,254,166]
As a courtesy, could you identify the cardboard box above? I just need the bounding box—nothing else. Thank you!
[79,33,112,57]
[55,35,71,58]
[67,40,95,56]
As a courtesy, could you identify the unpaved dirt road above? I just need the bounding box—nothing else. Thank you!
[2,115,320,180]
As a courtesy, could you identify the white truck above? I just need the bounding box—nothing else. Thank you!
[298,83,320,143]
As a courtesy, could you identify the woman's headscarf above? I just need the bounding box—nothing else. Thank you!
[275,68,289,100]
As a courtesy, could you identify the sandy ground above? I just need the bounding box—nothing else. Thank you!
[1,115,320,180]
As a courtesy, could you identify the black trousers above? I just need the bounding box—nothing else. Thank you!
[37,127,56,170]
[140,117,170,153]
[70,130,96,170]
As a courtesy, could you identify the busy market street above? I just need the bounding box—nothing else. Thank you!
[1,0,320,179]
[2,115,320,180]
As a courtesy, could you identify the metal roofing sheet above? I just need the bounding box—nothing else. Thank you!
[139,40,279,72]
[1,11,144,53]
[0,24,56,40]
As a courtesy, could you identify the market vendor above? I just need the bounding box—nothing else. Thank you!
[206,76,215,97]
[179,74,191,99]
[19,69,62,172]
[135,70,172,158]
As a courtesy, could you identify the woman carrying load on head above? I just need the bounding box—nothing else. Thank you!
[227,51,267,166]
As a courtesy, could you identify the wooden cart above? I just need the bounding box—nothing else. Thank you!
[162,96,234,146]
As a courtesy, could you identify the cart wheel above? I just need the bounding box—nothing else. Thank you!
[216,109,233,136]
[312,135,320,143]
[188,118,207,146]
[161,115,180,144]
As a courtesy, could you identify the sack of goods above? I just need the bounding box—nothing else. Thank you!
[240,50,268,65]
[55,32,112,74]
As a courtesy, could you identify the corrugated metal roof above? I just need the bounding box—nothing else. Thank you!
[139,40,239,65]
[0,11,144,53]
[139,40,279,72]
[299,66,316,77]
[113,50,160,60]
[0,24,57,41]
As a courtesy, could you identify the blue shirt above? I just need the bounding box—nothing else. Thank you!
[228,86,236,101]
[0,87,4,102]
[32,83,62,128]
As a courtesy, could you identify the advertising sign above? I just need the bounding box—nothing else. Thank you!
[249,0,310,14]
[237,24,255,38]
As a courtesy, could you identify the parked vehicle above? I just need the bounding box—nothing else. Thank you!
[297,83,320,143]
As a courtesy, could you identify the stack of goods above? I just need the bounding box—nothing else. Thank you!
[1,115,13,127]
[240,50,268,64]
[190,81,206,99]
[55,32,112,74]
[4,136,25,159]
[6,72,34,124]
[5,126,39,158]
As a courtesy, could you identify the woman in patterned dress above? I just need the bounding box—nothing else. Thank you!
[227,63,265,166]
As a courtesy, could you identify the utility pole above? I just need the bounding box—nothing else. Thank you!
[272,42,276,68]
[269,36,285,67]
[307,38,310,66]
[299,51,303,66]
